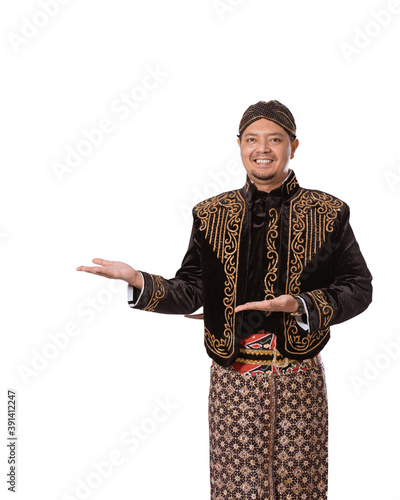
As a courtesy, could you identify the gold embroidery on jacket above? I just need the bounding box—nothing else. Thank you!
[286,189,343,297]
[143,274,166,312]
[307,290,333,329]
[264,208,279,303]
[196,190,245,358]
[284,315,329,354]
[284,189,343,355]
[285,174,299,196]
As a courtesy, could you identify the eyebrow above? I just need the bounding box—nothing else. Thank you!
[243,132,284,138]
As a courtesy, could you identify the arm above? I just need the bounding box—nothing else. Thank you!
[299,204,373,333]
[127,209,203,314]
[77,210,202,315]
[235,204,373,331]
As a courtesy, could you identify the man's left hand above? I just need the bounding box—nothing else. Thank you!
[235,295,298,314]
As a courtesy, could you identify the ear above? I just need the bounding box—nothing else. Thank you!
[290,138,299,158]
[237,137,241,147]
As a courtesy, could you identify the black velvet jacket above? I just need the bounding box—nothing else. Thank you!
[129,170,373,367]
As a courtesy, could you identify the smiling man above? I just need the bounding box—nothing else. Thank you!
[77,100,373,499]
[238,117,299,188]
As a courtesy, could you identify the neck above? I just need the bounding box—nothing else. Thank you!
[250,170,291,193]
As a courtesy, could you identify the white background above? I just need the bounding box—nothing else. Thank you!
[1,0,400,499]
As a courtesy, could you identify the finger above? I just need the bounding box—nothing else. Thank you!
[184,314,204,319]
[92,258,112,265]
[76,265,96,272]
[76,266,113,276]
[235,301,270,312]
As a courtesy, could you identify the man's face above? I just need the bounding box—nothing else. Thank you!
[237,118,299,191]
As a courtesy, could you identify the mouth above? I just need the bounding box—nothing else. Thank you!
[254,159,274,165]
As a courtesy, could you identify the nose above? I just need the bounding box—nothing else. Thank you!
[256,138,271,153]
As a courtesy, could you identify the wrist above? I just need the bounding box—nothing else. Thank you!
[290,295,304,316]
[128,271,143,290]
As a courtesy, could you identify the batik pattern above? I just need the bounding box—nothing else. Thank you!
[208,354,328,499]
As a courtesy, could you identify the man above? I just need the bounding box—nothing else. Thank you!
[77,100,373,499]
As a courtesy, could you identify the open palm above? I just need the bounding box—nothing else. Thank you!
[76,258,142,288]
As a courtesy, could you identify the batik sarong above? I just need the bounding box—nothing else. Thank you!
[208,331,328,500]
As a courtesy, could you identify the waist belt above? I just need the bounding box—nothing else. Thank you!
[236,348,297,368]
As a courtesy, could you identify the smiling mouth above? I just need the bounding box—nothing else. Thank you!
[254,159,273,164]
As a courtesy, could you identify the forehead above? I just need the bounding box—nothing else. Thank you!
[242,118,287,137]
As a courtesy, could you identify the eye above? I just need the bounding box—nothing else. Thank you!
[271,138,281,142]
[246,138,255,142]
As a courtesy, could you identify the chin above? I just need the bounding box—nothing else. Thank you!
[252,171,276,182]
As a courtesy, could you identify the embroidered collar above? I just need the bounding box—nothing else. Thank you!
[241,169,300,202]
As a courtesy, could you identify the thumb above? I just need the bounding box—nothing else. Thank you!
[184,313,204,320]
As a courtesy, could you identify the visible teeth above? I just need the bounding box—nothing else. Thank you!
[255,159,272,164]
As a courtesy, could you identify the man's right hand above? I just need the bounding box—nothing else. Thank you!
[76,258,143,290]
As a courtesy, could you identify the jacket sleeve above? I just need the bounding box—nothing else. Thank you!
[127,209,203,314]
[299,203,373,334]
